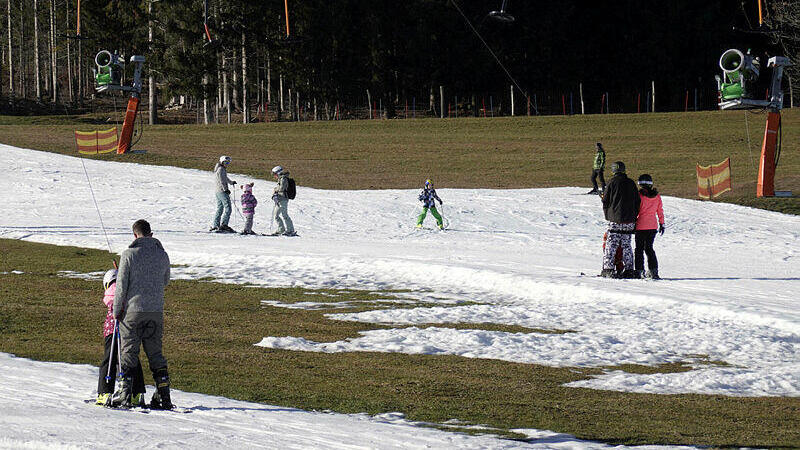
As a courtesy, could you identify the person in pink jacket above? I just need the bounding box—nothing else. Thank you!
[96,269,146,406]
[634,174,665,279]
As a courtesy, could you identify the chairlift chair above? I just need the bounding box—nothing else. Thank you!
[488,0,515,23]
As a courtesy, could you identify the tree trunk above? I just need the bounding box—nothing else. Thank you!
[49,0,56,104]
[65,0,73,103]
[33,0,41,101]
[241,30,249,124]
[148,0,157,124]
[231,49,239,111]
[222,52,230,123]
[18,0,25,98]
[266,46,271,104]
[7,0,14,96]
[203,73,211,125]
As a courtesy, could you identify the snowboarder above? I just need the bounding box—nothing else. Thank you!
[240,183,258,235]
[634,174,665,279]
[211,155,237,233]
[96,268,146,407]
[416,179,444,230]
[271,165,295,236]
[588,142,606,194]
[112,219,173,409]
[600,161,640,278]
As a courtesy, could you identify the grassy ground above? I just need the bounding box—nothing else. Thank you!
[1,109,798,214]
[1,238,798,447]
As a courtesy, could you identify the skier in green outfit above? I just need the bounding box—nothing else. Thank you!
[588,142,606,194]
[416,179,444,229]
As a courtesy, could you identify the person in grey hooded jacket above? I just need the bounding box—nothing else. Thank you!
[211,155,237,232]
[111,219,173,409]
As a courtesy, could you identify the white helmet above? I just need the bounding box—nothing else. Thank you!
[103,269,117,289]
[220,155,232,165]
[272,165,283,175]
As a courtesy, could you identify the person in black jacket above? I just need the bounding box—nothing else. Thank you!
[600,161,640,278]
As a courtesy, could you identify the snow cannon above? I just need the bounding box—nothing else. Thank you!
[94,50,123,87]
[715,49,760,101]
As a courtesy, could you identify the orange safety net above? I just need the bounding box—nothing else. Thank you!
[696,157,732,199]
[74,128,118,154]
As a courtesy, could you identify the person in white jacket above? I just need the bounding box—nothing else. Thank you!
[271,165,295,236]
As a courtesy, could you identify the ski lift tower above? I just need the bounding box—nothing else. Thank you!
[715,49,791,197]
[93,50,146,154]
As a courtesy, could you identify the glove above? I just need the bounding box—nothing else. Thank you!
[439,200,443,205]
[231,180,237,185]
[658,224,665,235]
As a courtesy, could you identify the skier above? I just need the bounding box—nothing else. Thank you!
[211,155,237,233]
[588,142,606,194]
[634,174,665,279]
[271,165,295,236]
[600,161,640,278]
[112,219,173,409]
[96,268,146,407]
[240,183,258,235]
[416,179,444,230]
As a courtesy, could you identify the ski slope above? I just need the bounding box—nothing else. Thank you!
[1,144,799,447]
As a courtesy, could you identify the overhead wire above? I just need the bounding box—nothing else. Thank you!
[80,157,115,260]
[448,0,530,106]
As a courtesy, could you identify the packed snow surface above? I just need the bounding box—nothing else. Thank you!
[1,144,798,447]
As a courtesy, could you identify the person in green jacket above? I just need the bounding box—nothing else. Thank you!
[588,142,606,194]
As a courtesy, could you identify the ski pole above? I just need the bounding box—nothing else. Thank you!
[115,322,123,378]
[270,202,276,234]
[105,320,118,382]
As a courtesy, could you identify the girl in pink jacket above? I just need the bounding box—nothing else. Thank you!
[634,174,665,279]
[97,269,146,406]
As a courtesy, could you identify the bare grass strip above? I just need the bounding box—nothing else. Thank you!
[1,239,798,447]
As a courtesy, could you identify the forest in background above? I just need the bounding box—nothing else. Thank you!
[1,1,798,122]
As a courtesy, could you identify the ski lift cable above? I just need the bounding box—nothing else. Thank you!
[79,157,115,259]
[449,0,529,101]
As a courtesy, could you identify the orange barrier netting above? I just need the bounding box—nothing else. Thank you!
[75,128,118,154]
[696,157,732,199]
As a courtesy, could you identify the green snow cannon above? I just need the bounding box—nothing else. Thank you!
[94,50,122,87]
[717,49,760,101]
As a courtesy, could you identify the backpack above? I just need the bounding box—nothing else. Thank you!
[286,178,297,200]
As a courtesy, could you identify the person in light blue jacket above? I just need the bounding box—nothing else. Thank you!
[211,155,237,232]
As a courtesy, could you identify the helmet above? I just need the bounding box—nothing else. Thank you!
[424,179,433,187]
[637,174,653,185]
[596,142,603,149]
[272,165,283,175]
[103,269,117,290]
[219,155,231,165]
[611,161,626,174]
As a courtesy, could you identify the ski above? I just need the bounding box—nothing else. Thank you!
[83,398,192,413]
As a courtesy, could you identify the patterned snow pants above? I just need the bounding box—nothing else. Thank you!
[603,222,635,271]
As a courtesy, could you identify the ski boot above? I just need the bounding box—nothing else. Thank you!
[620,269,639,279]
[647,269,660,280]
[131,392,146,408]
[587,189,599,194]
[415,224,423,229]
[150,367,173,410]
[282,231,298,237]
[110,374,132,407]
[95,393,111,406]
[219,225,236,233]
[599,268,616,278]
[209,226,219,232]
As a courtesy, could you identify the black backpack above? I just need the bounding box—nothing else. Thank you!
[286,178,297,200]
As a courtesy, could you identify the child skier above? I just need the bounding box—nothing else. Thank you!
[96,269,146,406]
[240,183,258,235]
[416,179,444,230]
[634,174,665,279]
